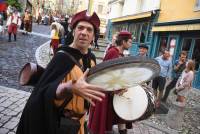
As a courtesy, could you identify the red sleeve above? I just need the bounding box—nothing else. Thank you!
[103,49,119,61]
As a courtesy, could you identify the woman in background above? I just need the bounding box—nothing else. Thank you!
[175,60,195,106]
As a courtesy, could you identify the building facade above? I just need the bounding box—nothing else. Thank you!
[107,0,200,89]
[152,0,200,89]
[87,0,108,37]
[107,0,161,55]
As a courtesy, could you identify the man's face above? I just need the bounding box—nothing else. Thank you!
[123,39,132,50]
[139,47,148,56]
[179,54,187,62]
[111,35,117,46]
[163,51,170,60]
[73,21,95,50]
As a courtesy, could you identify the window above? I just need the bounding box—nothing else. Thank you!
[192,39,200,70]
[158,37,168,56]
[195,0,200,10]
[112,23,128,35]
[128,23,136,42]
[182,38,192,53]
[98,5,103,14]
[169,37,176,56]
[140,23,148,43]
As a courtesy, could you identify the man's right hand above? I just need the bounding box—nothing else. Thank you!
[72,69,106,106]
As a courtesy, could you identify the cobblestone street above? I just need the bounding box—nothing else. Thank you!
[0,23,200,134]
[0,23,50,92]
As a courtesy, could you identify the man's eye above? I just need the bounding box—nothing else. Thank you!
[87,28,93,32]
[77,26,84,30]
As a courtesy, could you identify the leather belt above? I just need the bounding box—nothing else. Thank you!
[63,109,85,120]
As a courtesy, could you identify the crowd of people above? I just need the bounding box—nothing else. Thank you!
[8,8,195,134]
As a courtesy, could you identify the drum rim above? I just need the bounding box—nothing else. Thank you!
[87,56,160,84]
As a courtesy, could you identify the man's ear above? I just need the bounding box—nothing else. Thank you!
[73,31,75,36]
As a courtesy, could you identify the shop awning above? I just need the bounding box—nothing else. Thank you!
[111,11,152,23]
[152,24,200,32]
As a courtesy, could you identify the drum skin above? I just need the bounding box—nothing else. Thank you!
[113,85,156,121]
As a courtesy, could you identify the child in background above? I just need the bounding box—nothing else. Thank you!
[50,24,59,55]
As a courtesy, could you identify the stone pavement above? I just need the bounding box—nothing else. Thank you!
[0,86,30,134]
[0,28,200,133]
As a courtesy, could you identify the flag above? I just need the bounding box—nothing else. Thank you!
[0,1,7,12]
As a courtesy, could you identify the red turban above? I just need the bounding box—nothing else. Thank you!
[70,10,100,31]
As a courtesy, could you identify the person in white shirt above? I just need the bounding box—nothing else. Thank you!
[152,49,172,107]
[6,10,21,42]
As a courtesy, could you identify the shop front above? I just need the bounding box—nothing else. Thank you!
[152,20,200,89]
[107,11,159,56]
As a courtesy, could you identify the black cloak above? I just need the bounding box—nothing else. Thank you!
[16,46,96,134]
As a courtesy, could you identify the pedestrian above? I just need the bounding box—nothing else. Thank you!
[37,13,42,25]
[137,44,149,57]
[103,32,119,57]
[88,31,133,134]
[137,44,150,85]
[24,9,32,34]
[49,14,53,25]
[60,16,69,45]
[16,10,105,134]
[0,12,4,36]
[64,16,74,46]
[94,29,99,49]
[175,59,195,107]
[51,21,65,45]
[152,49,172,108]
[50,23,60,55]
[6,10,21,42]
[162,51,187,102]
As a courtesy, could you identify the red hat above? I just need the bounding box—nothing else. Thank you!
[70,10,100,31]
[118,31,132,39]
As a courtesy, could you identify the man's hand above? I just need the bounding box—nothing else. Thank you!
[178,60,183,65]
[72,69,105,106]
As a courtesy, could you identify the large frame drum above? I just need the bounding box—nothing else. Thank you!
[87,56,160,121]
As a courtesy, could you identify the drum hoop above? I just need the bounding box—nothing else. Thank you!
[87,56,160,83]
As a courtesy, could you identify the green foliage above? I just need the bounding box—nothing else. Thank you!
[6,0,22,11]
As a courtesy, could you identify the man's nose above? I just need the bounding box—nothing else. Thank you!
[80,28,88,34]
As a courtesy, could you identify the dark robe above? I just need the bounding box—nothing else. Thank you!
[16,46,96,134]
[88,46,132,134]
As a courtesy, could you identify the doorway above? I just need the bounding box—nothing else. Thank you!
[181,38,200,89]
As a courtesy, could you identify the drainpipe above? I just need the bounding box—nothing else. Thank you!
[87,0,93,15]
